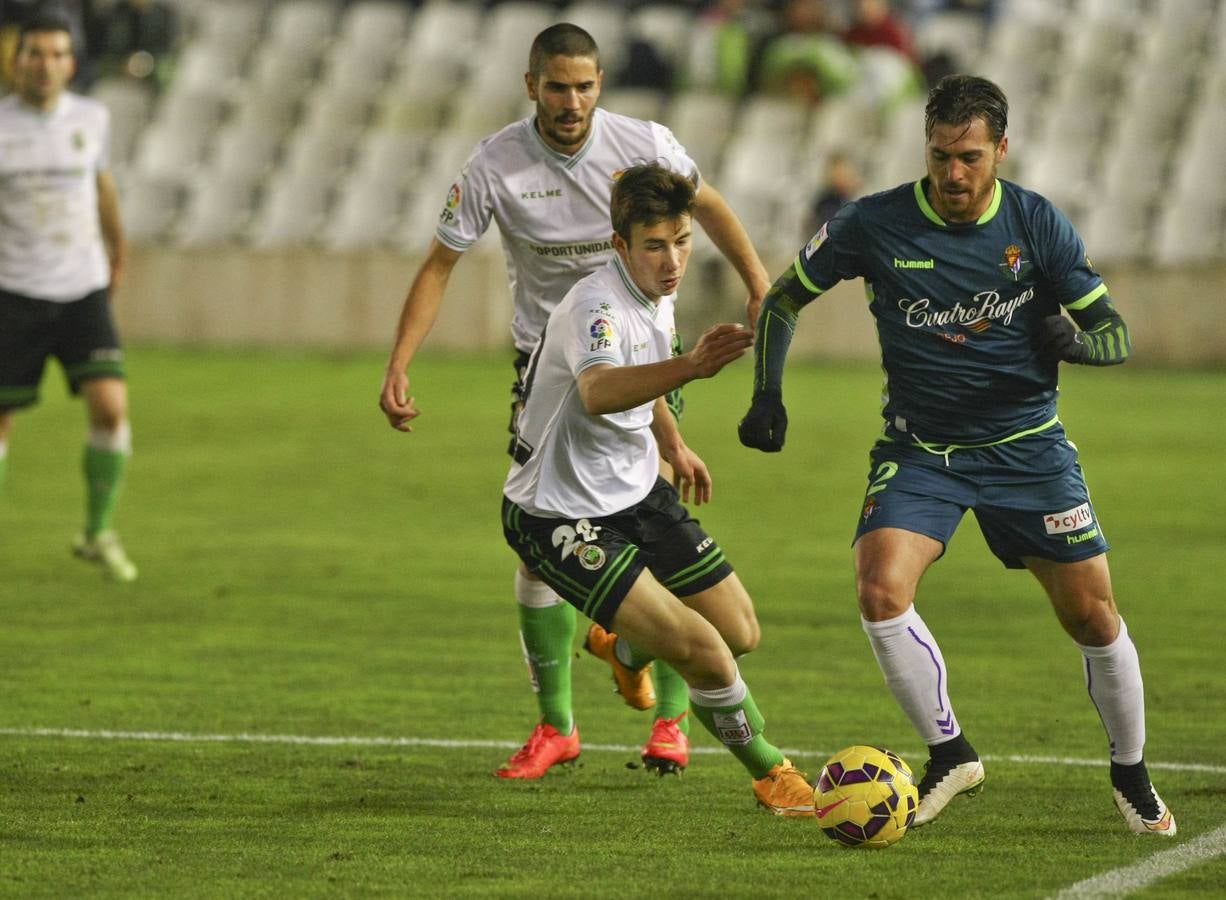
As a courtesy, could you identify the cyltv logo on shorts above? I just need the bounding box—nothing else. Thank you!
[1043,502,1093,535]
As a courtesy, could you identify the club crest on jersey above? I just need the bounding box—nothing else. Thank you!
[574,542,607,571]
[72,129,86,151]
[999,243,1032,282]
[804,222,828,260]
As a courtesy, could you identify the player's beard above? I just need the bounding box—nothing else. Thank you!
[539,109,592,150]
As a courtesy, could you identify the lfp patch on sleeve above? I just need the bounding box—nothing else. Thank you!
[804,222,829,260]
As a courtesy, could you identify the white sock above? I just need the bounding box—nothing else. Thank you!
[1079,617,1146,764]
[689,668,747,707]
[88,421,132,454]
[862,606,960,746]
[513,569,562,609]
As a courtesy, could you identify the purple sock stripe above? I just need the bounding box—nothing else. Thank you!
[908,625,956,735]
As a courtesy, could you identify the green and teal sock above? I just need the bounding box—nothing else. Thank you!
[653,661,691,734]
[83,443,128,538]
[515,573,577,735]
[689,671,784,778]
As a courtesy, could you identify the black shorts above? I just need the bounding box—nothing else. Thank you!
[0,286,125,411]
[502,478,735,629]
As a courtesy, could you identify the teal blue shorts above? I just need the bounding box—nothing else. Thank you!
[854,422,1109,569]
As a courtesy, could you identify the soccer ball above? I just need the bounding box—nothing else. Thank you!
[813,745,919,849]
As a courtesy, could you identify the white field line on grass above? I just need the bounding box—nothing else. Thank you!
[1,726,1225,776]
[5,726,1224,896]
[1051,823,1226,899]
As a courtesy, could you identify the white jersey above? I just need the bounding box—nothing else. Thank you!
[0,92,112,301]
[436,107,699,353]
[504,255,677,519]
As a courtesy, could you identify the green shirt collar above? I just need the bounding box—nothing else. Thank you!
[914,177,1003,226]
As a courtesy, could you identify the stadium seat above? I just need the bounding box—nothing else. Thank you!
[600,87,666,123]
[119,173,185,243]
[186,0,268,61]
[914,10,987,73]
[248,45,324,100]
[323,176,405,251]
[337,1,412,58]
[175,174,259,247]
[558,2,628,76]
[130,119,212,181]
[1079,197,1152,264]
[1153,203,1224,266]
[208,122,285,191]
[350,129,431,192]
[90,76,156,167]
[664,89,735,172]
[170,42,245,98]
[266,0,341,52]
[626,4,693,71]
[249,172,333,247]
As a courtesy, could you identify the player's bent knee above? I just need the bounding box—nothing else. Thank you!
[856,576,912,621]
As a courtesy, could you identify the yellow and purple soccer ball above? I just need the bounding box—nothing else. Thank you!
[813,745,919,849]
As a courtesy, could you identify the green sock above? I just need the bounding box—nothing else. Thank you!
[653,662,691,734]
[83,444,128,538]
[517,602,576,734]
[690,683,785,778]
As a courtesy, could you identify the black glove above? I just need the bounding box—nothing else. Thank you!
[1035,315,1088,365]
[738,392,788,452]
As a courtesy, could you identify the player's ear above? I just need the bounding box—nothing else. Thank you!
[524,71,537,101]
[996,135,1008,163]
[612,231,628,256]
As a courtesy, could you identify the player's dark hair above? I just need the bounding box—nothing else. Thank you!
[925,75,1008,144]
[528,23,600,77]
[17,9,75,53]
[610,163,696,243]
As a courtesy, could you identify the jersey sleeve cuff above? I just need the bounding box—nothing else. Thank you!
[1064,282,1107,311]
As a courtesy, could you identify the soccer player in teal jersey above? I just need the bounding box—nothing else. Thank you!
[738,75,1175,836]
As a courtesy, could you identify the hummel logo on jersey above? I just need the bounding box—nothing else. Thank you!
[522,189,563,200]
[894,257,935,269]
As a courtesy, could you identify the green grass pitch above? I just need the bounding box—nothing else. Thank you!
[1,348,1223,897]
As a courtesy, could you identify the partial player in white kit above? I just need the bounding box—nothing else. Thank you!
[0,11,136,581]
[378,23,772,779]
[501,162,813,816]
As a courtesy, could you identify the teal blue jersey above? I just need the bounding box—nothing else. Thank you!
[794,178,1107,443]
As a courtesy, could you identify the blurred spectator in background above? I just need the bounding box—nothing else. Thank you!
[90,0,177,92]
[683,0,776,98]
[757,0,859,106]
[843,0,919,67]
[805,151,861,237]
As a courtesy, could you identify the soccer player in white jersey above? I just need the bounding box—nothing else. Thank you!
[379,24,772,778]
[502,162,813,815]
[0,13,136,581]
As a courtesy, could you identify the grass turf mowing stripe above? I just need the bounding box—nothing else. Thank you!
[1051,823,1226,898]
[1,726,1223,776]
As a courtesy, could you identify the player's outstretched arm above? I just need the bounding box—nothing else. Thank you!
[379,240,464,431]
[693,182,771,329]
[1035,294,1131,367]
[738,267,818,452]
[578,323,753,416]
